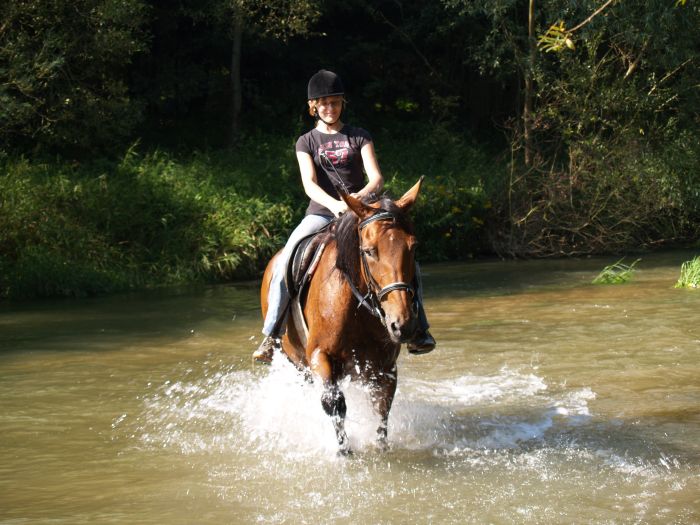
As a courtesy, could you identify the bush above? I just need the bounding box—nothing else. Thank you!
[379,128,496,260]
[0,128,497,299]
[0,146,297,299]
[0,0,149,154]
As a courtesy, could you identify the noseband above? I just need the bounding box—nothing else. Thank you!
[344,211,415,324]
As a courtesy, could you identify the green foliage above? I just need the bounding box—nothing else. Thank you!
[675,256,700,289]
[0,144,297,299]
[379,129,494,260]
[233,0,321,41]
[0,128,494,299]
[481,0,700,256]
[0,0,149,153]
[592,258,641,285]
[1,0,700,300]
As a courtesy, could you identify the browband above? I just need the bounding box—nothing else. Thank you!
[358,211,395,231]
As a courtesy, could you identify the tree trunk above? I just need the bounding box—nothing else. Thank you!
[229,12,243,147]
[523,0,535,166]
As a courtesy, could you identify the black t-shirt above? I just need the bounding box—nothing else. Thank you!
[295,125,372,216]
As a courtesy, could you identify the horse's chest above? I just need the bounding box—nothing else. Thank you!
[314,273,349,321]
[318,299,340,322]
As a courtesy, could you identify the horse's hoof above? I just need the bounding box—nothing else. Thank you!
[337,447,353,458]
[376,441,390,453]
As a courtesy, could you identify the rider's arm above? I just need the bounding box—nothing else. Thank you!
[356,142,384,199]
[297,151,348,217]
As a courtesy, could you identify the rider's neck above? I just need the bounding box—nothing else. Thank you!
[316,119,344,134]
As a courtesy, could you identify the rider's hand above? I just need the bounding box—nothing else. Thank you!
[330,199,348,217]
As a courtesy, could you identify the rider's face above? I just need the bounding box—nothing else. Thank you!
[315,96,344,123]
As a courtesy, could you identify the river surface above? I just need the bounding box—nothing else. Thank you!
[1,252,699,524]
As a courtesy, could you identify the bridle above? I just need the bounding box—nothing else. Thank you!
[344,211,416,325]
[318,152,416,324]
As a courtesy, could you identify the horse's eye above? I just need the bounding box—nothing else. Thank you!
[362,247,377,258]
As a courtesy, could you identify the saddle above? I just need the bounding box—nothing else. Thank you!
[283,228,328,347]
[284,229,327,298]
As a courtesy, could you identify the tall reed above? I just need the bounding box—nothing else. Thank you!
[592,258,641,285]
[675,256,700,289]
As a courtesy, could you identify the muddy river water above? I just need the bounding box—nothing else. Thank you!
[1,252,699,524]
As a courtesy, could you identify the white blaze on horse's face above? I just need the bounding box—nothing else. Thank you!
[361,220,418,343]
[346,177,425,344]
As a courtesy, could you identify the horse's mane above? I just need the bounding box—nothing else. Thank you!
[333,194,415,285]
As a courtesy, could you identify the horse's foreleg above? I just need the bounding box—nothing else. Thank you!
[321,383,350,455]
[310,349,351,455]
[370,366,398,451]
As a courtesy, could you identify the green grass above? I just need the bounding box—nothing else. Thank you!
[675,256,700,289]
[592,258,641,285]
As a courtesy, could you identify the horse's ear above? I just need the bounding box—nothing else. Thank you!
[395,176,424,211]
[342,192,374,219]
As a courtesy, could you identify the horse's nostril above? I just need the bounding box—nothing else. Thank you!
[391,321,406,338]
[390,320,415,341]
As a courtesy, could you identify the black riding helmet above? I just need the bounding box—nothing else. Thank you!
[307,69,345,100]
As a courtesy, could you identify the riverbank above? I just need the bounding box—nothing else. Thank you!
[4,126,699,301]
[0,131,493,299]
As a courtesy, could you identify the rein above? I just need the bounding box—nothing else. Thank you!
[343,211,415,325]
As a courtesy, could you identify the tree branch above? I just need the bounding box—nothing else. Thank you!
[569,0,616,34]
[362,1,445,85]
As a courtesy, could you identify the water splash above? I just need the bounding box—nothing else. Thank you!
[131,356,597,460]
[117,355,693,524]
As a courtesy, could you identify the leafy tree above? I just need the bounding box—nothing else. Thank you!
[445,0,700,255]
[225,0,321,143]
[0,0,149,153]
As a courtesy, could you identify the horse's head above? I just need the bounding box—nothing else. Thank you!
[339,177,424,344]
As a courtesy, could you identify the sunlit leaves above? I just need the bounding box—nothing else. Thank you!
[538,21,575,53]
[232,0,321,41]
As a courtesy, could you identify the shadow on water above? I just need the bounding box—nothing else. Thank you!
[1,249,694,352]
[0,282,261,353]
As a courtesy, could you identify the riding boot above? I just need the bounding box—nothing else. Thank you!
[407,301,436,354]
[253,335,281,364]
[253,305,289,364]
[407,262,436,355]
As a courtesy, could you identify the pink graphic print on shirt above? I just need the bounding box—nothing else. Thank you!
[318,140,350,166]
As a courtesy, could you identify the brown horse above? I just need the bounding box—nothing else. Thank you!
[260,178,424,455]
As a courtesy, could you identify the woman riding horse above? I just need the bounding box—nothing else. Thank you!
[253,69,435,363]
[261,177,428,453]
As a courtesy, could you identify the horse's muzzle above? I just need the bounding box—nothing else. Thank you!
[387,315,418,344]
